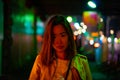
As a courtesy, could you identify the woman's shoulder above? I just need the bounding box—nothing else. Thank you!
[72,54,89,69]
[73,54,87,60]
[34,54,42,64]
[36,54,41,59]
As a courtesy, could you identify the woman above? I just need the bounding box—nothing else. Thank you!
[29,15,92,80]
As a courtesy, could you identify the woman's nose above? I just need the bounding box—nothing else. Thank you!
[55,37,62,44]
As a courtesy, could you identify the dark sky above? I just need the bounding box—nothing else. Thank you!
[109,16,120,36]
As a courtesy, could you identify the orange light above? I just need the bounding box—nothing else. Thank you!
[37,35,43,42]
[94,42,100,48]
[74,36,77,40]
[91,32,99,37]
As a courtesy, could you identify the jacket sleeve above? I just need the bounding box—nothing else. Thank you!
[72,54,92,80]
[29,55,41,80]
[81,56,92,80]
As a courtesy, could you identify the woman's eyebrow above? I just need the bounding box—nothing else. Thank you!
[52,31,66,35]
[60,32,67,35]
[60,32,66,34]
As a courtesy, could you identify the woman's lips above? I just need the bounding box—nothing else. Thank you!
[56,46,63,49]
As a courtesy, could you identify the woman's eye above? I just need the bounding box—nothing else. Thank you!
[61,33,67,37]
[61,34,65,37]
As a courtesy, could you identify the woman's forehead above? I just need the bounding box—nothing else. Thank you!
[52,24,66,34]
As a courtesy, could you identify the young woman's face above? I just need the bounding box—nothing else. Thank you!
[52,24,68,53]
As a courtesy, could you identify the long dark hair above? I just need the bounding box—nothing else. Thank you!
[39,15,77,66]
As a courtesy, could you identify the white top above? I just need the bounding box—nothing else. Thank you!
[29,54,92,80]
[53,59,69,80]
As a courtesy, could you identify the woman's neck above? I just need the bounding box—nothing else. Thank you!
[56,52,67,60]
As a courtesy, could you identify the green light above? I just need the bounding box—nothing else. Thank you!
[24,14,34,22]
[88,1,96,8]
[66,16,72,23]
[12,13,34,23]
[24,21,32,28]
